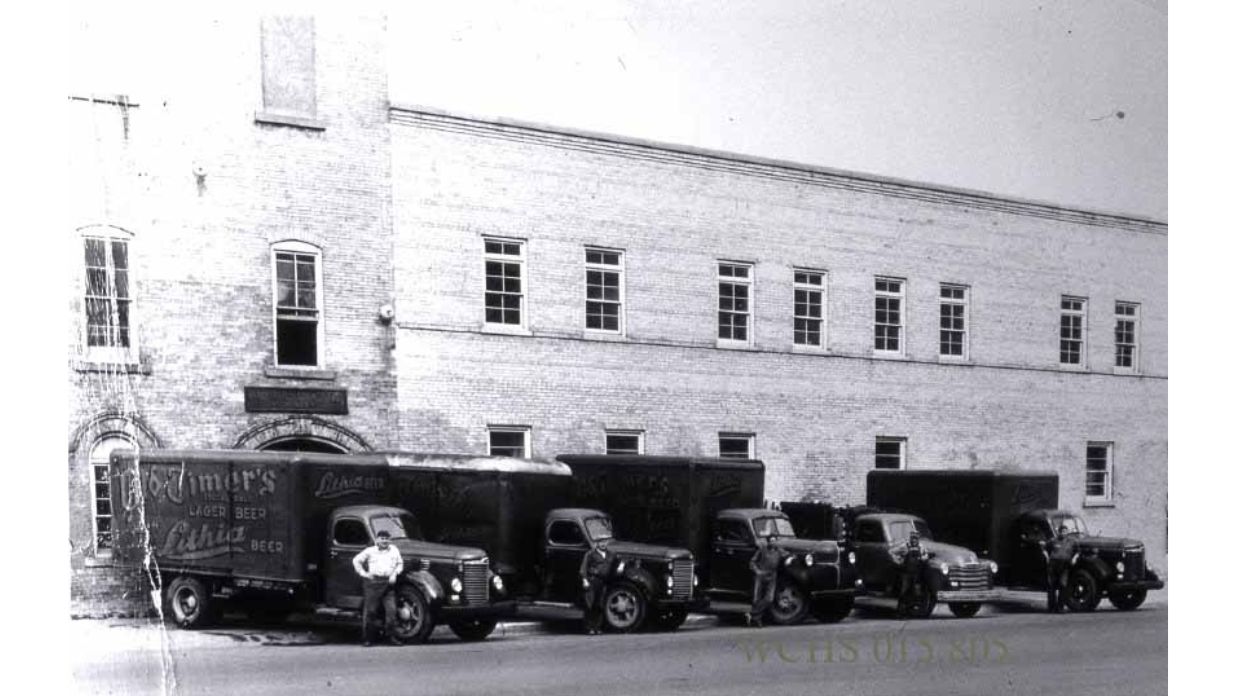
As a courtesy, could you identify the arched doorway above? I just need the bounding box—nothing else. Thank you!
[233,416,371,453]
[259,436,347,454]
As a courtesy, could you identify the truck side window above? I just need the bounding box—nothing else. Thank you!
[333,519,370,546]
[547,520,586,546]
[714,519,750,544]
[855,520,883,543]
[1020,521,1048,542]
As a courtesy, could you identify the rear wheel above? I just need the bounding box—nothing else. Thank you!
[947,602,982,619]
[768,583,810,625]
[390,586,435,644]
[603,581,647,633]
[1108,588,1147,611]
[811,595,854,624]
[165,576,216,629]
[449,618,498,641]
[1063,569,1100,612]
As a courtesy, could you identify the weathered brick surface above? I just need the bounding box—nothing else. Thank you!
[390,111,1168,569]
[66,13,395,610]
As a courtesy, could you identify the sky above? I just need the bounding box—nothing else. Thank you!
[388,0,1167,220]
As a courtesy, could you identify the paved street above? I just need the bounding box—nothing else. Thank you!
[71,598,1166,696]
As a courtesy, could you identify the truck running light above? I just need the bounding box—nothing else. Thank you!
[1115,561,1125,573]
[805,554,814,567]
[450,577,463,593]
[616,561,626,575]
[847,552,857,565]
[492,575,505,593]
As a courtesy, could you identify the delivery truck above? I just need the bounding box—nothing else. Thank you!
[866,469,1164,611]
[385,453,698,632]
[558,455,858,625]
[109,449,507,642]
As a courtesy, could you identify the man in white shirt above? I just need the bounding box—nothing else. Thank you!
[352,530,405,645]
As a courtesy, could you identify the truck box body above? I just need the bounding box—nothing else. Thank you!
[558,455,764,568]
[866,469,1059,571]
[110,450,394,583]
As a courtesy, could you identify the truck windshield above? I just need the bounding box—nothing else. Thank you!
[1051,515,1088,536]
[584,517,614,541]
[753,517,797,539]
[370,513,422,540]
[887,519,933,543]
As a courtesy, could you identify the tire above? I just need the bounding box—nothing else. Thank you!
[449,618,498,642]
[1063,569,1101,612]
[897,589,937,619]
[1108,588,1148,611]
[810,595,854,624]
[768,583,810,625]
[390,585,436,644]
[165,576,215,629]
[650,606,689,632]
[602,581,647,633]
[947,602,982,619]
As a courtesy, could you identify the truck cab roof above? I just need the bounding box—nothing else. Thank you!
[717,508,787,522]
[547,508,609,522]
[385,452,571,477]
[557,454,763,471]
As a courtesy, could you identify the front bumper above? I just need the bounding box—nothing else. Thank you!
[435,600,516,620]
[935,589,1000,603]
[1107,578,1165,592]
[809,588,858,600]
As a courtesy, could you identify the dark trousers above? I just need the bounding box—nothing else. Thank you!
[751,573,777,619]
[1046,562,1068,612]
[362,580,398,642]
[583,579,607,631]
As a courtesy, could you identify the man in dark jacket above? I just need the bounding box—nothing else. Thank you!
[746,536,784,628]
[1044,525,1079,613]
[579,538,614,635]
[894,531,930,618]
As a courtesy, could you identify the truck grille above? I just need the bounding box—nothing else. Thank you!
[949,563,993,591]
[462,559,490,605]
[672,560,694,599]
[1124,549,1145,579]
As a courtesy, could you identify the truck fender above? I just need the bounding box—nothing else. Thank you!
[781,563,811,588]
[1074,556,1113,585]
[616,565,659,602]
[402,570,445,607]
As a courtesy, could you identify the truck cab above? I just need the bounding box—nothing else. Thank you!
[1010,509,1163,611]
[850,512,997,618]
[539,508,698,632]
[708,509,856,624]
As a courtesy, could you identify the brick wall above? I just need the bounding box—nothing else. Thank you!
[389,110,1168,569]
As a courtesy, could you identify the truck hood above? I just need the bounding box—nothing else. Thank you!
[1075,536,1141,553]
[778,538,840,557]
[920,540,981,565]
[607,539,693,561]
[392,538,486,563]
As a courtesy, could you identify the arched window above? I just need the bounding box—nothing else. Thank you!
[271,240,324,367]
[89,435,135,554]
[79,226,137,363]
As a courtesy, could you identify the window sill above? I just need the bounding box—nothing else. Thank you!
[790,344,828,354]
[73,360,151,375]
[1058,363,1089,372]
[716,340,755,351]
[482,324,532,337]
[254,111,326,131]
[872,351,908,360]
[264,365,338,381]
[1113,367,1140,376]
[938,356,971,365]
[584,330,628,342]
[1083,499,1116,509]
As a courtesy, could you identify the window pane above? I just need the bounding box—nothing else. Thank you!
[277,318,318,365]
[719,436,752,459]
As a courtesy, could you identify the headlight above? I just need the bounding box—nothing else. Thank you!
[450,577,463,593]
[693,573,699,587]
[804,554,814,567]
[938,564,950,576]
[989,561,998,575]
[783,556,793,567]
[491,575,505,592]
[847,552,857,565]
[616,560,626,575]
[1116,561,1125,573]
[668,561,675,574]
[666,575,674,588]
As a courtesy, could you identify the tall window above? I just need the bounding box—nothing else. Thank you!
[273,242,323,367]
[1085,442,1113,504]
[83,233,134,360]
[718,433,754,459]
[875,437,907,469]
[793,269,826,348]
[89,436,134,554]
[605,430,644,455]
[1115,302,1139,371]
[718,262,753,345]
[485,238,525,327]
[488,427,530,458]
[939,284,969,359]
[874,277,904,355]
[1060,296,1087,366]
[585,248,623,333]
[258,16,318,123]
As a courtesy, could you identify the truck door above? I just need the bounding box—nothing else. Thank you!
[852,519,892,590]
[544,520,588,602]
[325,516,370,609]
[710,518,756,595]
[1014,517,1051,589]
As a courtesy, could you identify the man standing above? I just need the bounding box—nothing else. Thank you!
[1044,525,1079,613]
[579,537,614,635]
[746,535,783,628]
[894,531,930,617]
[353,530,405,646]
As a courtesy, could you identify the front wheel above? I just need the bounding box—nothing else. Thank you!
[898,589,937,619]
[810,595,854,624]
[602,581,647,633]
[768,583,810,625]
[947,602,982,619]
[165,576,216,629]
[1108,588,1148,611]
[1063,569,1100,612]
[390,586,436,644]
[449,618,498,641]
